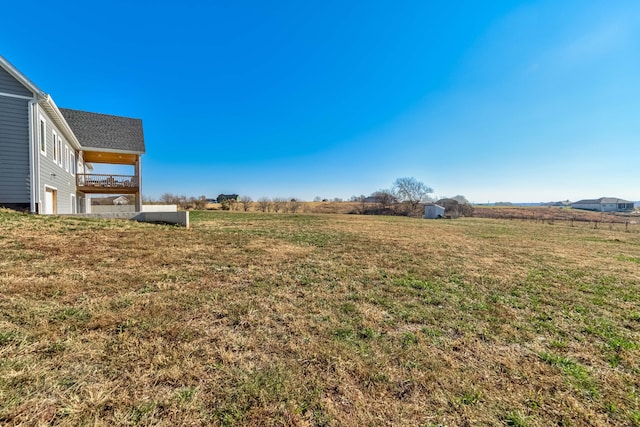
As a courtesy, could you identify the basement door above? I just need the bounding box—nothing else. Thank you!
[44,188,57,214]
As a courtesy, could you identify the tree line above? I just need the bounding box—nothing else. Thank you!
[146,177,472,217]
[349,177,472,218]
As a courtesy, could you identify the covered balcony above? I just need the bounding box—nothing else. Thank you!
[77,150,143,209]
[76,173,139,194]
[59,108,145,211]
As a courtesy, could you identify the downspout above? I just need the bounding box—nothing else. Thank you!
[28,98,38,213]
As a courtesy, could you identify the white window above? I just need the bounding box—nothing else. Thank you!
[70,152,76,176]
[57,138,63,167]
[52,131,58,163]
[39,119,46,155]
[64,146,69,172]
[70,194,76,214]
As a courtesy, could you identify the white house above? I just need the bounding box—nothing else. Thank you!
[112,195,131,205]
[0,55,145,214]
[571,197,634,213]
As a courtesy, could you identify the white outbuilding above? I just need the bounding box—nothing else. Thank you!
[423,204,445,219]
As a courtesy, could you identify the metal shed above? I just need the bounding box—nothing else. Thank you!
[423,204,445,219]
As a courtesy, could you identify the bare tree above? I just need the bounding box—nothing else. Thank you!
[191,195,207,210]
[160,192,177,204]
[393,177,433,213]
[257,197,271,212]
[178,194,190,209]
[289,198,300,213]
[239,195,252,212]
[372,190,397,209]
[349,195,367,213]
[437,196,473,218]
[272,198,286,213]
[220,199,233,210]
[451,195,469,204]
[159,193,194,209]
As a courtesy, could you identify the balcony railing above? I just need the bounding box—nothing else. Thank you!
[77,173,138,189]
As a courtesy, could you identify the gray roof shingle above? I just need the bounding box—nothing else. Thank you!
[573,197,633,205]
[59,108,145,153]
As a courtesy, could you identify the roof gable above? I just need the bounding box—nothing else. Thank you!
[0,55,45,98]
[59,108,145,153]
[599,197,632,204]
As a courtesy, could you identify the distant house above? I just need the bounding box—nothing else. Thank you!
[423,204,445,219]
[0,54,145,214]
[217,194,239,203]
[113,196,130,205]
[571,197,634,212]
[541,200,571,208]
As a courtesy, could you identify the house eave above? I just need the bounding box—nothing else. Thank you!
[39,95,82,150]
[81,147,145,155]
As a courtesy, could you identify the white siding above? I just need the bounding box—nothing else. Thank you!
[571,203,602,211]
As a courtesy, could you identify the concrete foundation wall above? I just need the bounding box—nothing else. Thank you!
[64,210,189,227]
[135,211,189,228]
[90,204,178,213]
[90,205,136,213]
[142,204,177,212]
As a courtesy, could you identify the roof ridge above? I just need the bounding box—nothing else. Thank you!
[59,107,142,122]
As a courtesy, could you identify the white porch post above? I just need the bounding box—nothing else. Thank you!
[135,155,142,212]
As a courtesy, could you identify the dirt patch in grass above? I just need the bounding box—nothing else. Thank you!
[1,209,639,425]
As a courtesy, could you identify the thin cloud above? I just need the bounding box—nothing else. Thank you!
[558,17,636,63]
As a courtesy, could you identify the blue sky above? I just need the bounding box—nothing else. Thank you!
[3,1,639,202]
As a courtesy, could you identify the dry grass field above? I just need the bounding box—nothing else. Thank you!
[472,206,639,225]
[1,209,639,426]
[213,200,640,224]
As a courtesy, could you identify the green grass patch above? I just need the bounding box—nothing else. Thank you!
[617,255,640,264]
[539,352,598,397]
